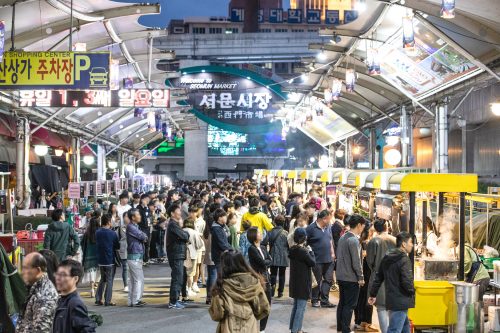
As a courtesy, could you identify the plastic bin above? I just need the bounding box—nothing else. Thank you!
[409,280,457,326]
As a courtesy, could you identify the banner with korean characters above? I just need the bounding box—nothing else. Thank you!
[95,181,103,196]
[0,51,110,90]
[18,88,170,108]
[68,182,81,199]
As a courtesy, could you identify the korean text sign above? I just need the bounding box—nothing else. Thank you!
[0,51,110,90]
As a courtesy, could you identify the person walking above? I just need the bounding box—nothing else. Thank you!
[248,227,272,333]
[336,214,366,333]
[52,260,96,333]
[305,209,336,308]
[369,232,415,333]
[288,228,316,333]
[126,209,148,307]
[209,251,270,333]
[43,209,80,262]
[366,219,396,333]
[81,217,99,298]
[16,253,59,333]
[166,204,190,309]
[265,215,289,298]
[95,214,120,307]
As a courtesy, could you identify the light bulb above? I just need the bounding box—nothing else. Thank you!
[34,145,49,156]
[83,155,95,165]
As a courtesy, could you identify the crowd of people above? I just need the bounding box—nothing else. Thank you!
[9,178,419,333]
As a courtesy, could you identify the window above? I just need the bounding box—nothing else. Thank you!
[275,28,288,33]
[192,27,206,34]
[292,29,304,32]
[275,62,289,74]
[259,28,272,33]
[209,27,222,34]
[225,27,239,34]
[308,29,318,33]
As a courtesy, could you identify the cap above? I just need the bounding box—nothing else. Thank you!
[294,227,307,239]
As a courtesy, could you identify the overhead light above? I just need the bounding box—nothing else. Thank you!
[34,145,49,156]
[384,149,402,166]
[317,50,327,61]
[301,73,308,81]
[335,149,344,158]
[201,69,206,73]
[491,100,500,116]
[108,161,118,169]
[136,167,144,174]
[109,119,114,123]
[54,148,64,157]
[309,157,316,163]
[136,134,139,138]
[83,155,95,165]
[97,111,103,116]
[246,76,251,80]
[318,155,329,169]
[352,146,361,155]
[141,138,144,141]
[288,78,294,84]
[440,0,455,19]
[119,124,124,129]
[125,164,134,172]
[46,0,105,21]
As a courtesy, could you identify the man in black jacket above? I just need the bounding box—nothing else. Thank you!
[166,204,189,309]
[137,194,152,264]
[369,232,415,333]
[210,208,232,274]
[53,260,96,333]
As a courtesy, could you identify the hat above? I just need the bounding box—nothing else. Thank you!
[293,227,307,244]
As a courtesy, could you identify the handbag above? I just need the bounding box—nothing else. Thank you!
[16,223,33,240]
[465,245,483,283]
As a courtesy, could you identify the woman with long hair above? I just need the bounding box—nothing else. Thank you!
[82,217,100,298]
[209,251,270,333]
[108,203,120,228]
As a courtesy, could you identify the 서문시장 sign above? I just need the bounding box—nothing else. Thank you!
[0,51,110,90]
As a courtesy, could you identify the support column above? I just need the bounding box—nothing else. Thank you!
[345,138,353,169]
[369,127,376,169]
[97,145,106,181]
[15,117,31,209]
[69,137,80,182]
[434,103,449,173]
[461,120,467,173]
[184,121,208,180]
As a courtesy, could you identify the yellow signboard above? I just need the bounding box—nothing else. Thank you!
[0,51,110,90]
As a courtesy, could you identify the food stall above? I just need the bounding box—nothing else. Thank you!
[286,170,297,193]
[337,170,359,214]
[358,172,382,219]
[379,172,479,330]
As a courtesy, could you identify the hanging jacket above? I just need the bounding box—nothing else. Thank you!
[209,272,270,333]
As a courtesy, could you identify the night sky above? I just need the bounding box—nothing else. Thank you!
[114,0,290,28]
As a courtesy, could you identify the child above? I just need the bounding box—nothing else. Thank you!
[288,228,316,333]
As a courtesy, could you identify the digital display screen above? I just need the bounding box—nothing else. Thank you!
[380,18,481,100]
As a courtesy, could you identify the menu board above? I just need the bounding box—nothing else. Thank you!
[380,18,481,100]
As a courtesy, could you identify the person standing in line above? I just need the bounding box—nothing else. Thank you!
[209,251,270,333]
[336,214,366,333]
[331,210,347,253]
[248,227,272,333]
[52,260,96,333]
[241,197,274,234]
[265,215,289,298]
[137,194,152,264]
[43,209,80,262]
[305,210,336,308]
[288,228,316,333]
[366,219,396,333]
[211,208,233,274]
[183,217,204,297]
[81,217,99,298]
[288,212,309,247]
[131,193,141,209]
[116,192,132,225]
[16,253,59,333]
[166,204,190,309]
[369,232,415,333]
[117,212,130,292]
[126,209,148,307]
[193,203,206,292]
[95,214,120,307]
[108,203,120,228]
[239,220,252,260]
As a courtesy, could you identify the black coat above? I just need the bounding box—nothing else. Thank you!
[369,248,415,311]
[288,245,316,300]
[52,291,96,333]
[137,204,152,231]
[210,222,232,265]
[248,244,272,282]
[166,219,189,261]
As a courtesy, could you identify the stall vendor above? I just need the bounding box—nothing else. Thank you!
[464,243,490,300]
[424,217,439,257]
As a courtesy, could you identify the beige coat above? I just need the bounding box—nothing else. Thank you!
[209,272,270,333]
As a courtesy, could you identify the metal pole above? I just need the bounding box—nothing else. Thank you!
[135,138,168,164]
[31,108,67,134]
[9,2,15,51]
[69,0,73,51]
[369,127,376,169]
[48,27,79,51]
[147,33,153,86]
[461,120,467,173]
[486,204,489,246]
[438,192,444,233]
[409,192,416,265]
[422,200,428,256]
[459,192,465,281]
[469,198,473,248]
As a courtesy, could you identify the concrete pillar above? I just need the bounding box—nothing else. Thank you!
[69,137,80,182]
[434,103,449,173]
[184,122,208,180]
[15,117,31,209]
[97,145,106,181]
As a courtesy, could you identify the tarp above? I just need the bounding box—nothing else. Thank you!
[29,165,63,193]
[465,213,500,250]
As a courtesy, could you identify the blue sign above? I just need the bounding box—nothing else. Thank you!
[258,9,264,23]
[344,10,359,24]
[307,9,321,24]
[326,10,340,25]
[269,8,283,23]
[231,8,244,22]
[288,9,303,24]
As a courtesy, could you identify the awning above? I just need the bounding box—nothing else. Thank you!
[332,170,343,184]
[362,172,381,189]
[387,173,478,193]
[316,170,332,183]
[276,170,285,178]
[286,171,297,179]
[299,170,309,180]
[345,171,361,187]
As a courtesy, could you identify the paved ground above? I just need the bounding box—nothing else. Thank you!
[80,263,378,333]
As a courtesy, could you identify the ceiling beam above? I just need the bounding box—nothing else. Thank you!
[309,43,348,54]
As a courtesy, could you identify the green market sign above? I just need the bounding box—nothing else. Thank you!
[167,66,286,133]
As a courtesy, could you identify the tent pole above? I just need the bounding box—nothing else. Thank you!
[459,192,466,281]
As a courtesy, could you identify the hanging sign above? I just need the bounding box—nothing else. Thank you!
[0,190,7,214]
[0,51,110,90]
[18,88,170,108]
[89,182,95,196]
[68,182,81,199]
[95,182,102,196]
[80,183,86,198]
[0,21,5,63]
[344,10,359,24]
[115,179,122,193]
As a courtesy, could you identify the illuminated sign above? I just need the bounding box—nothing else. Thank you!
[18,89,170,108]
[0,51,110,90]
[169,67,285,133]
